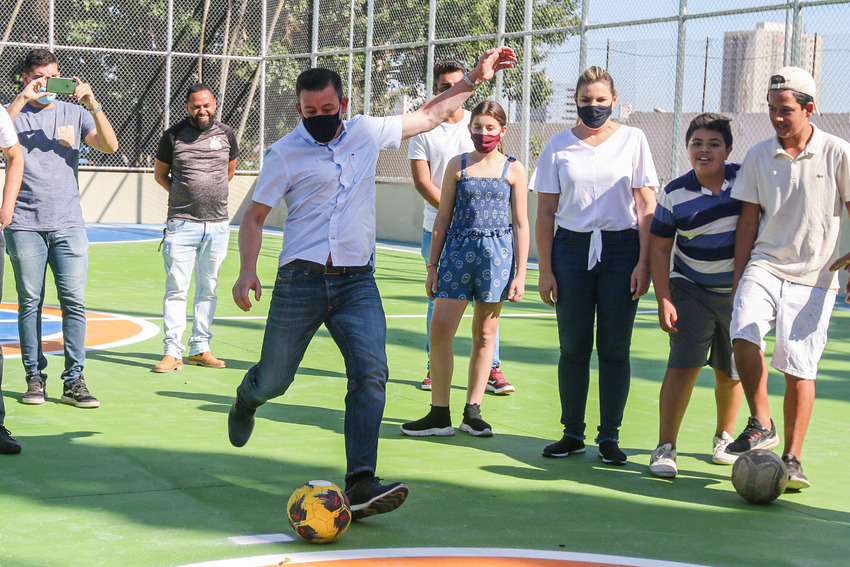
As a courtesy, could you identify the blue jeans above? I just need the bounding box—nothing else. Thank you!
[162,219,230,357]
[551,228,640,443]
[0,232,6,425]
[421,229,500,368]
[5,228,89,383]
[236,263,388,481]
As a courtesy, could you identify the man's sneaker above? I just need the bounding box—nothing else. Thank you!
[345,476,408,520]
[400,405,454,437]
[22,375,46,405]
[228,399,256,447]
[421,371,432,391]
[782,453,811,490]
[486,366,515,395]
[459,403,492,437]
[598,440,628,465]
[725,416,779,455]
[0,426,21,455]
[649,443,677,478]
[61,377,100,408]
[542,435,586,458]
[712,431,737,465]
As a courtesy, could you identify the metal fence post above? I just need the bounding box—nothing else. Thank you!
[48,0,54,50]
[495,0,507,102]
[348,0,355,119]
[671,0,688,180]
[364,0,375,114]
[426,0,436,98]
[521,0,533,165]
[260,0,267,167]
[790,0,803,65]
[579,0,589,73]
[312,0,321,67]
[164,0,174,129]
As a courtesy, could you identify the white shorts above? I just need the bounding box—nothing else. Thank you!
[730,265,836,380]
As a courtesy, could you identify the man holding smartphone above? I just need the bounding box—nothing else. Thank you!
[5,48,118,408]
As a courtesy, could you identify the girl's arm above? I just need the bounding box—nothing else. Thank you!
[426,155,461,299]
[631,185,656,300]
[507,159,529,302]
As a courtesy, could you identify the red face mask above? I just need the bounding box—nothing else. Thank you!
[471,132,501,154]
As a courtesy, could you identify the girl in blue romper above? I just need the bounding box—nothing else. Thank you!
[401,101,529,437]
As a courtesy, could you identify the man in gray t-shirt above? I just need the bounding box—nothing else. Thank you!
[152,83,239,373]
[5,49,118,410]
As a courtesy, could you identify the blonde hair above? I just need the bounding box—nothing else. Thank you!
[575,66,617,98]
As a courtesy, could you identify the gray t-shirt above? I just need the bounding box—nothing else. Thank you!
[10,101,95,231]
[155,118,239,223]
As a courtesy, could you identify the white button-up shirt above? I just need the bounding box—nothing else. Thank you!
[253,115,403,267]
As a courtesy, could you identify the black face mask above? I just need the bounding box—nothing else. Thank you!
[302,112,342,144]
[576,104,613,129]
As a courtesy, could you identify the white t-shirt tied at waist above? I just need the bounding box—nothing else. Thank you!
[529,125,659,269]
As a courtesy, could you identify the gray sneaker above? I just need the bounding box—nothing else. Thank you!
[726,416,779,455]
[22,375,46,405]
[782,453,811,490]
[61,377,100,408]
[649,443,678,478]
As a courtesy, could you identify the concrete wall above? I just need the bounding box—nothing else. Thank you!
[78,172,850,291]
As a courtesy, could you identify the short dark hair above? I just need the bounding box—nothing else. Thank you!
[295,68,343,101]
[685,112,733,148]
[433,60,464,84]
[766,90,814,111]
[186,82,214,102]
[23,49,57,74]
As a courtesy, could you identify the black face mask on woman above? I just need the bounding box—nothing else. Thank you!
[302,111,342,144]
[576,104,613,129]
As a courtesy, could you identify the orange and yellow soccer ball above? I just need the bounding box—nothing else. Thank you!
[286,480,352,543]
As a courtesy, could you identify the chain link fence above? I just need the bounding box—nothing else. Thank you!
[0,0,848,184]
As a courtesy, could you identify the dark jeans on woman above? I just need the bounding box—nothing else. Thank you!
[551,227,640,443]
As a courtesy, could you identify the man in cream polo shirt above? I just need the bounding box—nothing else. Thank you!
[725,66,850,490]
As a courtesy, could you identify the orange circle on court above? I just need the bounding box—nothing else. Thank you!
[0,302,160,357]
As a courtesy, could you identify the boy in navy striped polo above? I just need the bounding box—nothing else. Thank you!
[647,113,744,478]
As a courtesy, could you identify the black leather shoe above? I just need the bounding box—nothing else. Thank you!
[228,399,255,447]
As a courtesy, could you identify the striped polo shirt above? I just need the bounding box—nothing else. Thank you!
[650,163,742,292]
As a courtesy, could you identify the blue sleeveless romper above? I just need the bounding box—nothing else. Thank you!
[436,154,515,303]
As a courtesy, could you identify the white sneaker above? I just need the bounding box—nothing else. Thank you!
[649,443,678,478]
[712,431,737,465]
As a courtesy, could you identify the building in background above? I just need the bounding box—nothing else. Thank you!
[721,22,823,114]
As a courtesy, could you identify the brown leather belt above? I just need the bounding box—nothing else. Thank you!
[288,259,372,276]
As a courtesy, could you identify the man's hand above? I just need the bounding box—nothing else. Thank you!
[233,272,262,312]
[72,77,98,111]
[538,271,558,307]
[829,251,850,303]
[0,208,12,231]
[657,297,678,333]
[467,46,518,85]
[19,76,47,103]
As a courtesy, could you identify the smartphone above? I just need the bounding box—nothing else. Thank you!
[46,77,78,95]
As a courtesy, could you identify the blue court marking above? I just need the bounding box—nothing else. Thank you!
[0,307,62,344]
[86,223,165,243]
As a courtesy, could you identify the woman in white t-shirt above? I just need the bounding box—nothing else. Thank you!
[531,67,658,466]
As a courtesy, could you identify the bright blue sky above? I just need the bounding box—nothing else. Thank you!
[543,1,849,114]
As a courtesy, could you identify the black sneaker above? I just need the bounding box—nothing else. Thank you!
[228,399,256,447]
[400,405,453,437]
[598,440,627,465]
[0,426,21,454]
[782,453,811,491]
[22,375,46,405]
[345,476,408,520]
[61,377,100,408]
[542,435,586,458]
[725,416,779,455]
[458,403,492,437]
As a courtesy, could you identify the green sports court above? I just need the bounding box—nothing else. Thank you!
[0,225,848,567]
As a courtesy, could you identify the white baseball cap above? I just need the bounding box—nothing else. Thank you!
[769,66,818,112]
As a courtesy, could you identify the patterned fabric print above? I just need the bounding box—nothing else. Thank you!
[437,155,515,303]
